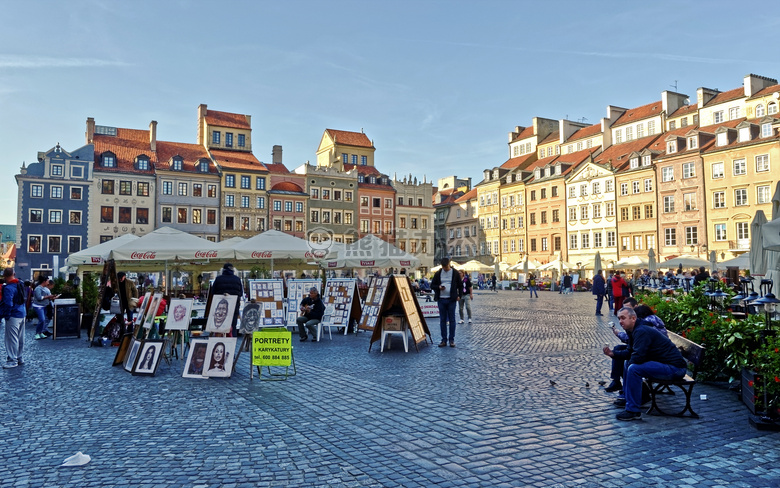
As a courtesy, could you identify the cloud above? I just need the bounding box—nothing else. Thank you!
[0,55,129,69]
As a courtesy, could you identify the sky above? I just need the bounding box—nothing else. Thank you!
[2,0,780,225]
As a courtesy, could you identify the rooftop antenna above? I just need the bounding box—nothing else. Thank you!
[578,117,588,123]
[670,80,678,91]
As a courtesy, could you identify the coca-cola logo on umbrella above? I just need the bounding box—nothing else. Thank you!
[194,250,218,258]
[130,251,156,260]
[251,251,273,258]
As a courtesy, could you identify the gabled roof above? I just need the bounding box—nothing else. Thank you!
[344,163,381,176]
[509,126,535,143]
[210,148,267,172]
[264,162,290,174]
[612,100,663,127]
[702,87,744,107]
[499,152,536,170]
[525,147,600,183]
[326,129,373,148]
[700,117,779,154]
[668,103,697,118]
[567,123,601,142]
[155,141,216,173]
[538,131,560,145]
[662,126,696,141]
[593,134,663,170]
[93,127,155,174]
[454,187,478,203]
[747,84,780,100]
[204,109,251,130]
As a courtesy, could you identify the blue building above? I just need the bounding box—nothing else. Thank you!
[14,143,94,280]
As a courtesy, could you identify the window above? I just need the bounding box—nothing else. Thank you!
[664,228,677,246]
[641,154,651,166]
[199,161,209,172]
[311,210,319,223]
[99,235,112,244]
[757,104,766,117]
[717,132,728,146]
[552,209,560,222]
[715,223,727,241]
[360,196,368,207]
[682,162,695,179]
[607,231,616,247]
[295,202,303,213]
[735,188,748,206]
[68,236,81,253]
[593,182,600,194]
[334,190,342,201]
[648,120,656,135]
[606,202,615,217]
[594,232,602,248]
[530,213,536,225]
[373,198,381,208]
[241,196,250,208]
[225,195,234,207]
[737,222,749,240]
[207,210,216,225]
[256,177,266,190]
[663,196,675,213]
[50,164,63,176]
[644,179,653,192]
[102,154,116,168]
[605,180,613,192]
[644,204,654,219]
[569,234,578,250]
[762,123,772,138]
[172,157,183,171]
[240,176,250,189]
[162,207,172,223]
[178,182,188,196]
[137,182,149,197]
[620,183,628,196]
[685,226,698,245]
[632,181,640,194]
[192,184,202,197]
[530,190,536,201]
[688,137,698,149]
[273,200,282,211]
[758,185,771,204]
[28,235,41,253]
[626,126,633,141]
[30,209,43,223]
[284,201,292,212]
[540,237,548,251]
[212,131,221,144]
[580,205,589,219]
[713,191,725,208]
[667,141,677,153]
[48,236,61,253]
[712,162,724,179]
[540,211,547,224]
[633,235,642,250]
[136,208,148,224]
[49,210,62,224]
[118,207,131,224]
[344,212,353,225]
[238,134,245,147]
[684,193,696,211]
[621,207,629,221]
[70,211,81,226]
[580,184,587,196]
[552,186,558,197]
[242,217,250,231]
[225,216,234,230]
[352,155,358,165]
[714,111,724,123]
[162,181,172,195]
[361,155,367,165]
[322,190,331,201]
[615,129,623,143]
[541,188,547,199]
[102,180,115,194]
[632,206,641,220]
[225,133,233,147]
[756,154,770,172]
[661,167,674,182]
[568,207,577,221]
[733,159,746,176]
[31,184,43,198]
[729,107,740,119]
[208,185,217,198]
[100,206,114,223]
[345,191,353,202]
[225,175,235,187]
[592,204,601,218]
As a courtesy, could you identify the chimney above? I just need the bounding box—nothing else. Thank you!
[696,87,719,109]
[744,73,778,97]
[197,104,208,145]
[662,91,688,116]
[86,117,95,144]
[558,119,585,144]
[149,120,157,152]
[272,145,283,164]
[245,114,251,128]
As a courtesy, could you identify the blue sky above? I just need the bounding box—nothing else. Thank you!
[2,0,779,225]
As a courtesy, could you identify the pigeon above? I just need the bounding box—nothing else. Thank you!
[585,382,590,388]
[598,380,607,386]
[549,380,557,386]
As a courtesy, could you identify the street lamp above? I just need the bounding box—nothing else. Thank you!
[749,293,780,429]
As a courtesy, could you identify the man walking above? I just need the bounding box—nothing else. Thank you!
[592,270,606,316]
[1,268,26,368]
[458,270,473,324]
[431,257,462,347]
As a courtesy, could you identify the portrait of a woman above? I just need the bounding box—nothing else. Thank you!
[203,337,236,378]
[208,342,226,372]
[138,345,156,371]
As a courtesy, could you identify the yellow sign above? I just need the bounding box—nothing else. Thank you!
[252,329,292,367]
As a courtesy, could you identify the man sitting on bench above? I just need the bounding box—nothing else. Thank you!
[603,306,687,422]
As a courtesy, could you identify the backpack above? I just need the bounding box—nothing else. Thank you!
[4,282,26,307]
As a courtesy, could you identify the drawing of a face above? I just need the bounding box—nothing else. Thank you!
[214,299,228,328]
[213,343,225,362]
[173,304,187,322]
[243,309,259,332]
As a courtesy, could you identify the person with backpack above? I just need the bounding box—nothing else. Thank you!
[1,267,27,368]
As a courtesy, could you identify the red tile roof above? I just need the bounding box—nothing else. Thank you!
[270,181,304,192]
[204,109,251,129]
[668,103,697,118]
[344,163,382,176]
[509,126,534,143]
[568,123,601,142]
[593,135,664,170]
[326,129,373,148]
[703,87,744,107]
[612,100,663,127]
[264,162,290,174]
[156,141,216,173]
[454,188,478,203]
[747,84,780,100]
[539,131,560,145]
[210,148,267,172]
[500,152,536,170]
[93,127,155,175]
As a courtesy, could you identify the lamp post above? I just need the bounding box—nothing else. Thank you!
[749,293,780,430]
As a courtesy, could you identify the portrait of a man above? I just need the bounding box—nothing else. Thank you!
[205,294,237,333]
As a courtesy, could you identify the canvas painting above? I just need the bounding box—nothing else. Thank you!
[166,298,194,331]
[143,293,164,329]
[123,338,141,372]
[240,302,261,334]
[133,292,152,326]
[132,339,164,376]
[202,337,237,378]
[205,294,238,333]
[182,339,209,379]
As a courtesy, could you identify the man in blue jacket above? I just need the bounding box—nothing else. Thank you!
[592,270,606,316]
[1,268,26,368]
[603,306,686,421]
[431,257,462,347]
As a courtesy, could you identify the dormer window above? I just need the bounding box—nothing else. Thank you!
[738,126,751,142]
[688,137,698,149]
[483,170,490,181]
[667,141,676,153]
[102,153,116,168]
[642,155,651,166]
[172,157,183,171]
[769,102,778,115]
[756,104,766,117]
[716,132,728,147]
[370,176,376,184]
[630,157,639,169]
[534,169,540,179]
[198,160,209,172]
[762,122,772,138]
[358,175,364,183]
[225,133,233,147]
[136,156,150,170]
[493,169,499,179]
[555,165,561,175]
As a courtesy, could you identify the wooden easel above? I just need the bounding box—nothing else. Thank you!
[89,259,118,345]
[367,275,431,352]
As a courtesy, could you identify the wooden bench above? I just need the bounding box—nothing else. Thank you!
[643,331,705,418]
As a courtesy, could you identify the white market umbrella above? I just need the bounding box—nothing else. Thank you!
[231,229,317,261]
[430,260,462,273]
[750,211,769,275]
[110,227,233,262]
[321,234,421,270]
[765,183,780,286]
[719,253,750,270]
[459,260,494,273]
[614,255,649,269]
[661,254,711,269]
[66,233,140,267]
[539,259,576,271]
[648,249,657,272]
[594,251,603,273]
[709,251,718,273]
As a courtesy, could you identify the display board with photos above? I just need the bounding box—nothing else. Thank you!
[285,279,321,326]
[248,279,285,326]
[322,278,360,332]
[367,275,431,351]
[358,276,390,331]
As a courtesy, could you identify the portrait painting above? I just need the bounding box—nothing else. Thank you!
[205,294,238,333]
[143,293,164,329]
[134,292,152,326]
[182,339,210,379]
[202,337,237,378]
[123,338,141,372]
[166,298,193,331]
[239,302,261,334]
[132,339,164,376]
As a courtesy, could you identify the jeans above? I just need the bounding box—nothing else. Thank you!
[438,297,457,343]
[595,294,604,314]
[458,295,472,321]
[34,306,49,334]
[4,317,24,364]
[625,361,687,412]
[610,344,629,380]
[529,285,538,297]
[296,316,320,339]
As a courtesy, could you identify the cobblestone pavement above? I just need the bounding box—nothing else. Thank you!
[2,290,780,487]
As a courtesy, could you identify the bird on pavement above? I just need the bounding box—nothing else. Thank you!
[549,380,557,386]
[598,380,607,386]
[585,382,590,388]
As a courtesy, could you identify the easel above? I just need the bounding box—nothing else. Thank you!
[319,278,362,340]
[89,259,119,345]
[368,275,432,352]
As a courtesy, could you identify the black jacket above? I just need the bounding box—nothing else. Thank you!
[431,268,463,301]
[211,267,243,329]
[300,295,325,321]
[628,323,686,368]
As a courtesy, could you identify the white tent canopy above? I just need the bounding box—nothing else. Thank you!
[65,233,140,267]
[719,253,750,269]
[661,254,711,269]
[458,260,494,273]
[613,255,649,269]
[320,234,420,269]
[231,229,319,261]
[538,259,576,271]
[109,227,233,262]
[508,258,542,272]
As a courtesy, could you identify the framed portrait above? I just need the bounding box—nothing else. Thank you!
[123,338,141,372]
[182,339,210,379]
[202,337,237,378]
[131,339,164,376]
[240,302,261,334]
[143,293,164,329]
[133,292,152,326]
[113,333,133,366]
[205,294,238,334]
[166,298,194,331]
